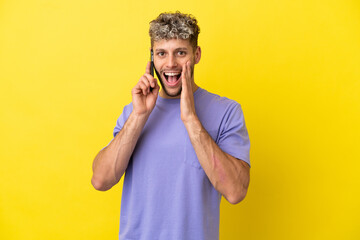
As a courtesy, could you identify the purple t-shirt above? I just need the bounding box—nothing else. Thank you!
[113,88,250,240]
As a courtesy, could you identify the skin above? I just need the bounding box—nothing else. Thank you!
[152,39,200,98]
[91,38,250,204]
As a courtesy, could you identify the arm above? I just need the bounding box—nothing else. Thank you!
[183,118,250,204]
[91,62,159,191]
[91,112,150,191]
[180,62,250,204]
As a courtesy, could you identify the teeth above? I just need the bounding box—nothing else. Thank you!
[164,72,180,76]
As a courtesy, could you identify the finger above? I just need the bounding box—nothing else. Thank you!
[140,76,151,88]
[182,62,187,86]
[182,61,190,90]
[141,76,152,94]
[182,61,187,79]
[186,61,191,80]
[150,81,160,94]
[145,61,151,75]
[132,85,142,94]
[138,81,149,95]
[144,73,157,88]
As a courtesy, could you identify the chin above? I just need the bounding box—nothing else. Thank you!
[163,87,182,98]
[163,86,182,98]
[158,77,182,98]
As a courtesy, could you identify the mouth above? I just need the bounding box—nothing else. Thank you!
[162,72,182,87]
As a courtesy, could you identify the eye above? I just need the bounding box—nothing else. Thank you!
[177,51,186,56]
[157,52,165,57]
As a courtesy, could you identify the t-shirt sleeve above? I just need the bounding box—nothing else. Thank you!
[113,103,133,137]
[217,102,251,167]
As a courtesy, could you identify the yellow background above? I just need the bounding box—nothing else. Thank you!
[1,0,359,239]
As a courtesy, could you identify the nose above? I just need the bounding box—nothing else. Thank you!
[165,54,178,68]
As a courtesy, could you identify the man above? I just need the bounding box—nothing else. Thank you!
[91,11,251,240]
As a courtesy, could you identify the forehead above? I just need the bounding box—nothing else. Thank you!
[153,38,192,51]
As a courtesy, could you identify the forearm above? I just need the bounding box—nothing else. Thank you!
[91,112,149,191]
[183,118,250,204]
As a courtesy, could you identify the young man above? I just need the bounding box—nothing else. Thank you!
[92,12,251,240]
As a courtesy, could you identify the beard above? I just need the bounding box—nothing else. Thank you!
[154,63,194,98]
[158,78,183,97]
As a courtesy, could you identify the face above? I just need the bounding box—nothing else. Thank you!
[153,38,201,98]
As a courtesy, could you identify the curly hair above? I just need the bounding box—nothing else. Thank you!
[149,11,200,51]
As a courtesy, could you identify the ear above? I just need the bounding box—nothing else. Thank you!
[194,46,201,64]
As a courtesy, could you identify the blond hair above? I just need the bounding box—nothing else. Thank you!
[149,11,200,51]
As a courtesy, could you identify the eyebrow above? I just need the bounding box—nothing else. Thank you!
[155,48,188,52]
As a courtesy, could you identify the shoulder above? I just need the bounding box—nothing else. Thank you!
[194,88,245,134]
[195,88,242,113]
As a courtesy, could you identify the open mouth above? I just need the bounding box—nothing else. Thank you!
[163,72,182,86]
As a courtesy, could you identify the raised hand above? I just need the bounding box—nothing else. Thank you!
[180,61,197,123]
[132,61,160,116]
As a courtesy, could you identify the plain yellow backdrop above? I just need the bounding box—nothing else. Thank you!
[1,0,359,239]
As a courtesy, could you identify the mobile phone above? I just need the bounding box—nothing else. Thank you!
[150,50,161,86]
[150,49,154,77]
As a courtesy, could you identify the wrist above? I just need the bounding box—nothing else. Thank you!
[130,111,151,123]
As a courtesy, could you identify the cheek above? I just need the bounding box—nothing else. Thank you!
[154,59,169,71]
[184,56,196,66]
[179,58,194,69]
[154,61,162,71]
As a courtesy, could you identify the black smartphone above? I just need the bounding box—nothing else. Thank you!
[150,49,154,77]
